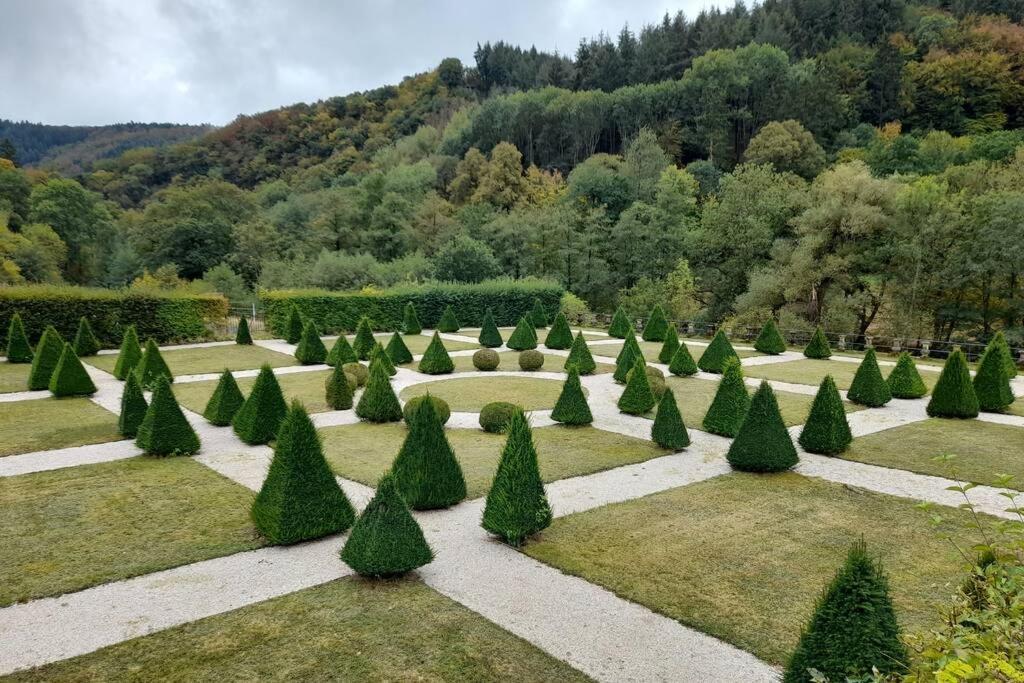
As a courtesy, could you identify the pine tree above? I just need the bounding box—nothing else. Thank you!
[251,402,355,544]
[294,320,327,365]
[112,325,142,380]
[506,316,538,351]
[370,341,397,377]
[668,343,699,376]
[340,473,433,577]
[118,371,148,437]
[5,312,32,363]
[478,308,503,348]
[551,366,593,425]
[783,540,907,683]
[233,364,288,444]
[703,358,751,437]
[754,319,786,355]
[481,410,552,546]
[988,331,1017,378]
[203,370,244,426]
[235,316,253,344]
[529,297,548,328]
[886,352,927,399]
[613,330,643,383]
[926,349,979,418]
[352,316,376,360]
[27,326,65,390]
[285,305,304,344]
[564,331,596,374]
[402,302,422,335]
[544,311,573,349]
[618,357,657,415]
[642,305,669,342]
[803,326,832,359]
[390,395,467,509]
[418,331,454,374]
[325,361,354,410]
[356,356,403,422]
[72,317,101,357]
[134,338,173,389]
[698,330,740,374]
[135,375,201,457]
[974,346,1014,413]
[326,335,357,367]
[727,381,799,473]
[49,343,97,396]
[385,331,413,365]
[436,305,460,333]
[608,306,632,338]
[651,388,689,450]
[658,326,680,364]
[846,348,891,407]
[799,376,852,455]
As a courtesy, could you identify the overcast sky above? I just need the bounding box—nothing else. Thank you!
[1,0,721,127]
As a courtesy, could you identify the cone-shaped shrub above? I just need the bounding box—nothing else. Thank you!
[974,346,1014,412]
[613,331,643,383]
[703,358,750,437]
[783,540,906,683]
[27,326,65,390]
[551,366,592,425]
[481,410,552,546]
[564,331,596,374]
[727,381,798,472]
[294,321,327,365]
[803,326,831,359]
[799,376,852,455]
[529,297,548,328]
[135,375,200,457]
[203,370,244,426]
[352,316,376,360]
[251,401,355,544]
[134,338,173,389]
[285,305,303,344]
[402,302,422,335]
[608,306,632,338]
[668,343,699,376]
[326,335,357,367]
[926,350,979,418]
[436,305,460,333]
[886,352,927,399]
[544,311,573,349]
[506,316,538,351]
[618,357,657,415]
[5,313,32,363]
[390,395,466,509]
[49,343,97,396]
[418,331,454,374]
[642,305,669,342]
[658,326,680,364]
[478,308,502,348]
[370,342,397,377]
[651,388,689,450]
[356,357,403,422]
[846,349,891,407]
[73,317,101,357]
[385,331,413,365]
[341,473,432,577]
[325,362,354,410]
[235,316,253,344]
[698,330,740,374]
[112,325,142,380]
[233,364,288,444]
[989,330,1017,378]
[118,371,148,437]
[754,319,786,355]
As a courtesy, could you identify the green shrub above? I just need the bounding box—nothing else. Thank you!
[402,302,422,335]
[668,343,699,376]
[803,326,831,359]
[478,308,503,348]
[326,335,357,367]
[27,325,65,390]
[391,396,467,509]
[72,317,101,357]
[235,316,253,345]
[134,338,173,389]
[403,395,451,425]
[506,316,538,351]
[703,358,750,437]
[118,371,148,437]
[927,349,980,418]
[352,316,376,360]
[658,326,680,364]
[613,331,643,383]
[544,311,573,349]
[356,358,403,423]
[285,305,304,344]
[727,381,798,473]
[886,352,927,399]
[551,366,592,425]
[989,330,1018,378]
[436,305,460,333]
[697,330,739,374]
[564,331,596,375]
[294,321,327,365]
[370,342,397,377]
[251,401,355,544]
[112,325,142,380]
[783,540,906,683]
[325,362,354,410]
[642,304,669,342]
[481,410,552,546]
[647,372,667,399]
[418,331,454,374]
[518,350,544,371]
[529,297,548,328]
[384,332,412,365]
[135,376,201,457]
[798,376,852,455]
[974,346,1014,412]
[204,370,244,426]
[618,358,657,415]
[233,364,288,444]
[473,348,499,370]
[651,388,689,450]
[479,401,519,433]
[754,319,786,355]
[846,348,891,407]
[608,306,632,338]
[49,343,97,396]
[343,362,368,386]
[340,473,433,577]
[5,312,32,363]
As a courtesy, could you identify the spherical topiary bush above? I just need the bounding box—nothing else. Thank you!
[647,373,667,399]
[473,348,500,371]
[518,350,545,371]
[480,401,520,433]
[342,362,368,387]
[403,395,451,425]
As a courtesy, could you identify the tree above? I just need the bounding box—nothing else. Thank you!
[134,338,173,389]
[49,343,97,396]
[29,178,110,282]
[204,370,244,426]
[235,316,253,345]
[623,127,670,203]
[385,331,413,365]
[642,304,669,342]
[669,343,699,376]
[974,346,1014,413]
[551,366,593,425]
[402,302,422,335]
[803,327,831,359]
[798,376,852,455]
[135,375,201,457]
[294,321,327,365]
[613,330,643,383]
[391,395,467,509]
[72,317,101,357]
[754,319,786,355]
[506,316,538,351]
[285,305,304,344]
[233,364,288,444]
[565,331,597,375]
[529,298,548,328]
[618,357,657,414]
[846,349,892,408]
[356,357,403,422]
[118,371,148,437]
[5,312,32,363]
[608,306,632,338]
[352,316,376,360]
[698,330,740,374]
[326,335,357,367]
[988,331,1017,379]
[703,358,750,437]
[436,305,460,333]
[112,325,142,380]
[927,350,979,419]
[418,331,454,374]
[481,410,552,546]
[659,326,680,364]
[27,326,65,390]
[325,362,354,410]
[432,235,501,283]
[886,352,927,399]
[544,311,573,349]
[478,308,503,347]
[369,342,396,377]
[744,120,826,179]
[727,381,798,472]
[651,388,689,450]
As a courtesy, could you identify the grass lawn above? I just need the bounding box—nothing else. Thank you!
[844,418,1024,490]
[449,352,614,374]
[0,457,262,607]
[173,369,333,415]
[399,376,567,412]
[744,358,940,391]
[330,333,478,358]
[0,398,122,457]
[7,577,589,683]
[321,423,670,498]
[524,472,982,665]
[589,341,758,364]
[0,361,31,393]
[85,344,298,377]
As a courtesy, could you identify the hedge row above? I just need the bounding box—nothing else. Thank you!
[0,285,228,346]
[260,280,564,335]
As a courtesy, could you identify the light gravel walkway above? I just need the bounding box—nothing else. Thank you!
[0,439,140,478]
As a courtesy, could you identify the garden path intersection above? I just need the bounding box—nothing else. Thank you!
[1,330,1023,681]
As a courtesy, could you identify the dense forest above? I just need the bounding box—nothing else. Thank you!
[1,0,1023,345]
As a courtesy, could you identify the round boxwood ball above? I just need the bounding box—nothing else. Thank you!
[473,348,500,371]
[342,362,368,387]
[519,350,545,371]
[326,371,359,393]
[402,395,451,425]
[479,401,520,433]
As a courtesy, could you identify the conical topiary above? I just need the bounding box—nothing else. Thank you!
[352,316,376,360]
[285,305,304,344]
[134,338,173,389]
[385,331,413,365]
[325,362,354,410]
[529,298,548,328]
[135,375,200,457]
[989,331,1017,378]
[697,329,740,374]
[608,306,632,338]
[798,376,852,455]
[294,321,327,365]
[974,345,1014,413]
[233,364,288,444]
[926,349,979,418]
[5,312,32,363]
[886,352,927,399]
[436,305,460,333]
[754,319,786,355]
[727,381,799,473]
[49,343,97,396]
[506,316,538,351]
[703,358,751,437]
[235,316,253,344]
[326,335,357,367]
[27,326,65,390]
[478,308,503,348]
[481,410,552,546]
[642,305,669,342]
[544,311,573,350]
[651,388,689,450]
[72,317,101,357]
[203,369,244,426]
[803,326,832,359]
[618,357,657,415]
[668,343,699,376]
[356,356,403,422]
[402,302,422,335]
[341,473,433,577]
[370,342,397,377]
[551,366,593,425]
[564,331,596,375]
[117,371,148,437]
[846,348,891,408]
[251,401,355,544]
[112,325,142,380]
[658,326,680,364]
[418,331,454,374]
[613,330,643,383]
[390,395,467,509]
[783,540,906,683]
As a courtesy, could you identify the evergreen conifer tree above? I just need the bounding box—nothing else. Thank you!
[803,326,832,359]
[886,352,928,399]
[325,361,354,410]
[326,335,357,367]
[618,357,657,414]
[564,331,597,374]
[506,316,538,351]
[385,331,413,365]
[658,326,680,364]
[703,358,751,437]
[390,395,467,509]
[651,388,689,450]
[118,371,148,437]
[481,410,552,545]
[134,338,173,389]
[402,302,422,335]
[352,316,376,360]
[418,331,454,374]
[551,366,593,425]
[356,356,403,422]
[697,329,740,373]
[5,312,32,363]
[974,346,1014,412]
[285,305,304,344]
[112,325,142,380]
[613,330,643,383]
[754,319,786,355]
[988,331,1017,378]
[235,316,253,344]
[72,317,101,356]
[668,343,699,376]
[727,381,799,472]
[49,343,97,396]
[926,349,979,418]
[203,370,245,426]
[135,375,201,456]
[233,364,288,444]
[436,305,460,333]
[370,341,397,377]
[529,297,548,328]
[608,306,632,338]
[478,308,503,347]
[544,311,573,349]
[642,305,669,342]
[798,376,852,455]
[846,348,891,407]
[294,320,327,365]
[27,326,65,390]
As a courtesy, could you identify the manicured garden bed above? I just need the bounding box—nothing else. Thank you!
[399,376,566,412]
[0,398,122,457]
[85,344,298,377]
[0,361,31,393]
[590,341,758,364]
[743,358,940,391]
[173,369,333,415]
